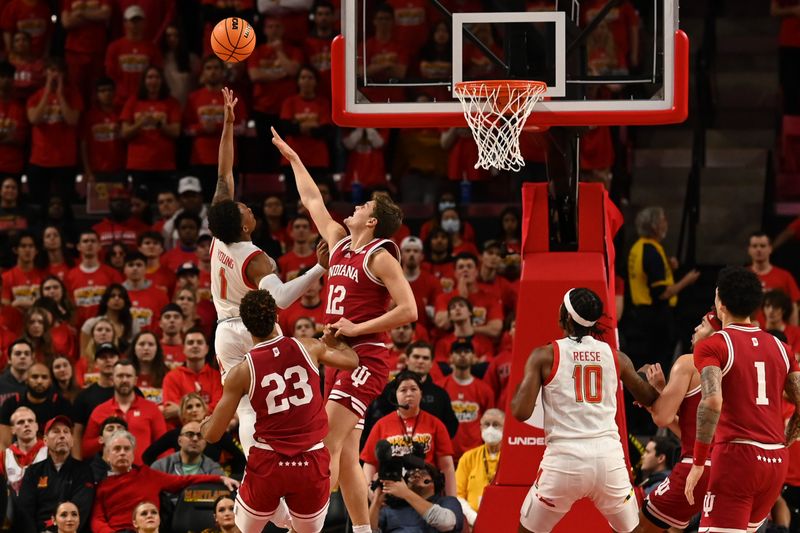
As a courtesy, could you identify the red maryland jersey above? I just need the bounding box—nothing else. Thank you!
[324,236,400,347]
[246,336,327,456]
[695,324,800,445]
[677,383,702,459]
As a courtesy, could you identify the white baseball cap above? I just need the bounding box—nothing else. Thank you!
[400,236,423,251]
[124,5,145,20]
[178,176,202,195]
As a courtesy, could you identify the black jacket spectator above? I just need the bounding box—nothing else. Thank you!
[0,391,72,429]
[16,455,95,532]
[0,368,26,407]
[90,454,111,484]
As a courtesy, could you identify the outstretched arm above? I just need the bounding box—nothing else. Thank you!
[645,355,695,427]
[617,350,659,407]
[213,87,237,205]
[511,345,550,421]
[271,127,346,245]
[251,241,330,309]
[201,361,249,443]
[685,365,722,505]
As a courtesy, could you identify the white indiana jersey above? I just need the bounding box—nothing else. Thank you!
[541,335,621,447]
[210,237,265,319]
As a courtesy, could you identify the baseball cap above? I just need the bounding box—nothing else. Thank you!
[109,187,131,200]
[161,303,183,316]
[123,5,145,20]
[401,236,423,251]
[482,239,503,253]
[44,415,73,433]
[178,176,202,195]
[450,339,474,353]
[95,342,120,358]
[177,262,200,277]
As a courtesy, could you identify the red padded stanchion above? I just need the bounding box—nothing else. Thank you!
[474,183,628,533]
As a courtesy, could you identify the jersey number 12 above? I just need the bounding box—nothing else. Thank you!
[326,285,346,315]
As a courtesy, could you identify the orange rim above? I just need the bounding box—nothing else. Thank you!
[453,80,547,96]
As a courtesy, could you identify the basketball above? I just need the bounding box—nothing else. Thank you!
[210,17,256,63]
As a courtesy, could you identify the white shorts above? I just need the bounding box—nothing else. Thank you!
[519,446,639,533]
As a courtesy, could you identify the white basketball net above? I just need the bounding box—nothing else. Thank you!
[454,81,547,172]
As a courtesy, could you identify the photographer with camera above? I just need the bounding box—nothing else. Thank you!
[369,463,464,533]
[362,372,457,497]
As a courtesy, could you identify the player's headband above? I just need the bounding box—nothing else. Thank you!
[705,308,723,331]
[563,289,597,328]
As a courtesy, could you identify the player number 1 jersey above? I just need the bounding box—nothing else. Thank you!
[210,238,264,319]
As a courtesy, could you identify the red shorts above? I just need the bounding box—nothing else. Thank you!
[643,459,711,530]
[236,446,331,518]
[326,344,390,426]
[699,442,788,532]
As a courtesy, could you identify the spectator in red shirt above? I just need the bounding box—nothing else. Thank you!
[8,32,45,101]
[401,236,440,330]
[105,6,163,109]
[0,62,28,177]
[120,65,182,191]
[174,286,213,341]
[415,20,452,102]
[341,127,390,198]
[128,331,167,405]
[161,176,210,250]
[41,227,74,282]
[122,252,169,332]
[434,297,495,364]
[762,290,800,356]
[304,1,335,98]
[498,206,521,255]
[748,231,800,323]
[81,360,166,461]
[278,268,324,335]
[434,253,504,339]
[161,328,221,421]
[278,66,333,174]
[277,215,316,280]
[360,4,409,104]
[158,303,184,368]
[1,0,54,60]
[440,340,495,460]
[0,177,35,272]
[61,0,112,103]
[137,231,175,297]
[152,189,179,235]
[292,316,316,339]
[39,276,76,326]
[81,77,126,183]
[184,55,245,201]
[1,231,44,315]
[90,428,238,533]
[65,231,125,328]
[477,240,516,315]
[92,188,151,251]
[161,212,201,271]
[247,16,302,140]
[26,300,78,364]
[387,323,415,376]
[484,318,514,408]
[361,371,457,496]
[26,58,83,203]
[437,206,478,257]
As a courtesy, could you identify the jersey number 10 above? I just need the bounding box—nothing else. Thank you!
[573,365,603,403]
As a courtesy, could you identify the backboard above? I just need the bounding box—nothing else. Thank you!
[331,0,688,127]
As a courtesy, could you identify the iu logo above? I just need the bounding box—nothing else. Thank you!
[703,492,715,517]
[351,366,372,388]
[654,478,670,497]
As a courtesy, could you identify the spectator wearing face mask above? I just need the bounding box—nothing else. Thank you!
[455,408,504,528]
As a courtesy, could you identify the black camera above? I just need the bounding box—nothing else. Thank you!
[370,439,427,506]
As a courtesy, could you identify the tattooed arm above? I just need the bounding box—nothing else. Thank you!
[213,87,237,206]
[685,365,722,505]
[785,372,800,444]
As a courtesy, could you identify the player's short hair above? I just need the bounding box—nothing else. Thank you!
[748,230,770,243]
[124,251,147,265]
[208,200,243,245]
[763,289,792,319]
[634,206,665,238]
[240,290,277,338]
[405,340,433,357]
[394,370,423,390]
[8,339,32,357]
[370,192,403,239]
[716,266,763,318]
[560,288,605,340]
[454,252,478,268]
[447,296,473,313]
[100,416,128,433]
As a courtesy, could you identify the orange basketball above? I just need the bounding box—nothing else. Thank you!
[210,17,256,63]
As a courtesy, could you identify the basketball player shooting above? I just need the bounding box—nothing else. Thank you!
[201,289,359,533]
[271,127,418,533]
[208,88,332,457]
[511,288,659,533]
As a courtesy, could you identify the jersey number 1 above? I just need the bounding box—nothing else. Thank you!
[218,268,227,300]
[573,365,602,403]
[754,361,769,406]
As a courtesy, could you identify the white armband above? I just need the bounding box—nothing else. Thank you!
[258,263,327,309]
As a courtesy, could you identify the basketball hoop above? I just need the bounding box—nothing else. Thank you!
[454,80,547,172]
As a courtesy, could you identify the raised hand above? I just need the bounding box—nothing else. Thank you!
[316,240,329,270]
[222,87,237,124]
[271,126,299,162]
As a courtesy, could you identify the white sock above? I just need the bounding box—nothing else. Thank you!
[352,525,371,533]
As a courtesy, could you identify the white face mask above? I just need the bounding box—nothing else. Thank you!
[441,218,460,234]
[481,426,503,446]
